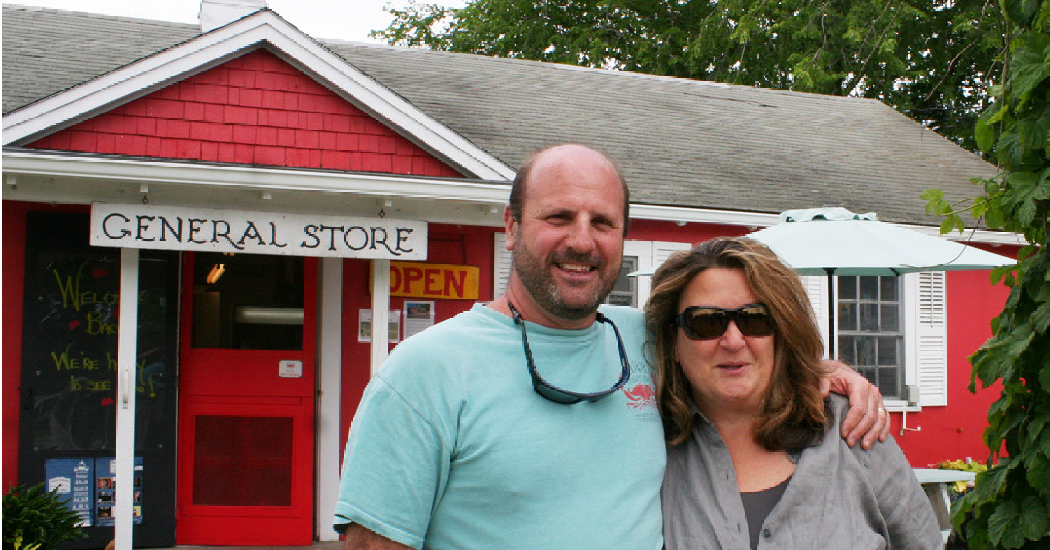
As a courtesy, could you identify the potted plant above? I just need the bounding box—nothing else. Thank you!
[3,483,87,550]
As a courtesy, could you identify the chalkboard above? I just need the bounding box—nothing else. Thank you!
[18,211,177,548]
[20,213,173,451]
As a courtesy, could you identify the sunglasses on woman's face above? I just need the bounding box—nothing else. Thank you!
[676,303,775,340]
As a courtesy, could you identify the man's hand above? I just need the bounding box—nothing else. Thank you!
[819,359,890,449]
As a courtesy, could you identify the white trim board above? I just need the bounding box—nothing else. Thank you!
[3,150,1025,247]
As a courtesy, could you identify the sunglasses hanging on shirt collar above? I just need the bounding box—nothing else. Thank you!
[508,302,631,404]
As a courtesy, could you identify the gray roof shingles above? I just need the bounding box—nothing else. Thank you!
[2,4,994,226]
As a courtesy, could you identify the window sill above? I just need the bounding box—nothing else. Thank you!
[883,400,921,413]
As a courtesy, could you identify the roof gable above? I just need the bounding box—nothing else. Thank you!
[2,8,513,180]
[26,50,463,177]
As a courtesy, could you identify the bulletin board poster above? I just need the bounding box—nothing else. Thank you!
[94,457,144,526]
[45,458,94,527]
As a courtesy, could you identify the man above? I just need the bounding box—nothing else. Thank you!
[335,144,886,549]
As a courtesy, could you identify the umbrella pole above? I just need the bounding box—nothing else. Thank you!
[825,268,835,359]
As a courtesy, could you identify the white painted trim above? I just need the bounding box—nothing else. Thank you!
[493,232,511,299]
[3,150,512,204]
[629,204,1025,246]
[800,275,830,357]
[912,272,948,407]
[370,259,390,375]
[114,248,140,550]
[3,151,1025,247]
[316,258,343,541]
[2,11,514,180]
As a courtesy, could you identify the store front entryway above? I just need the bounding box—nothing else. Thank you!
[176,252,317,545]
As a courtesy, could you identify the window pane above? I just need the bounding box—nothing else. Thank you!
[880,277,899,301]
[838,336,855,364]
[192,253,304,350]
[859,276,878,300]
[856,336,876,366]
[877,367,900,399]
[877,337,899,366]
[610,258,636,293]
[880,304,899,332]
[838,303,857,331]
[838,276,857,300]
[857,366,876,386]
[604,257,637,308]
[860,304,879,332]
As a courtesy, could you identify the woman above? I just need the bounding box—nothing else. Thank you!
[646,237,940,550]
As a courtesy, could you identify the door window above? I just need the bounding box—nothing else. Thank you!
[191,253,304,350]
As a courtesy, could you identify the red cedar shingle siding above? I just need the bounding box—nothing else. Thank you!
[27,50,462,178]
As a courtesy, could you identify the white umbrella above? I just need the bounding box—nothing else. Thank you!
[746,207,1015,356]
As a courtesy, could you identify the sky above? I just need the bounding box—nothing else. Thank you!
[16,0,466,44]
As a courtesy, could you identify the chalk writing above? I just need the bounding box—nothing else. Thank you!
[53,262,119,313]
[21,213,176,452]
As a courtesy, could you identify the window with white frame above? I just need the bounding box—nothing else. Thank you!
[802,272,947,409]
[836,276,904,399]
[604,256,638,307]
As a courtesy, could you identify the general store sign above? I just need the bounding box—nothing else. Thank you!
[90,203,427,260]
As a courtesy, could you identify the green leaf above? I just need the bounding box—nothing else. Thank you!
[975,460,1014,502]
[987,499,1021,546]
[1020,496,1050,540]
[920,188,944,202]
[940,215,963,234]
[988,101,1011,125]
[1033,295,1050,334]
[1000,0,1044,26]
[998,128,1025,170]
[977,115,996,152]
[1027,452,1050,492]
[1008,32,1050,105]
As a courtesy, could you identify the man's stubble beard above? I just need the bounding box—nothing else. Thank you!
[510,231,620,321]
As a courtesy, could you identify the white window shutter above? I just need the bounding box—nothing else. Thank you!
[493,233,512,300]
[653,241,692,265]
[801,275,830,359]
[911,272,948,407]
[624,241,691,308]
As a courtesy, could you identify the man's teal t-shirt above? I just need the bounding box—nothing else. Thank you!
[334,304,665,550]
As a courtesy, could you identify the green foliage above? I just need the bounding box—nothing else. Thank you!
[925,0,1050,548]
[375,0,1009,149]
[935,458,988,492]
[2,484,86,550]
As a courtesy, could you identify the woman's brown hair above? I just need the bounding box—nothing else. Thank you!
[644,237,830,449]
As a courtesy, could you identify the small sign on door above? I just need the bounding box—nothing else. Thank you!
[279,360,303,378]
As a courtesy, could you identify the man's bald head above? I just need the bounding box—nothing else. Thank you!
[508,144,631,236]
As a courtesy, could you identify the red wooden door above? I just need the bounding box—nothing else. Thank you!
[176,252,317,545]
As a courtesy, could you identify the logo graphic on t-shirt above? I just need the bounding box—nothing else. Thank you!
[623,383,656,409]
